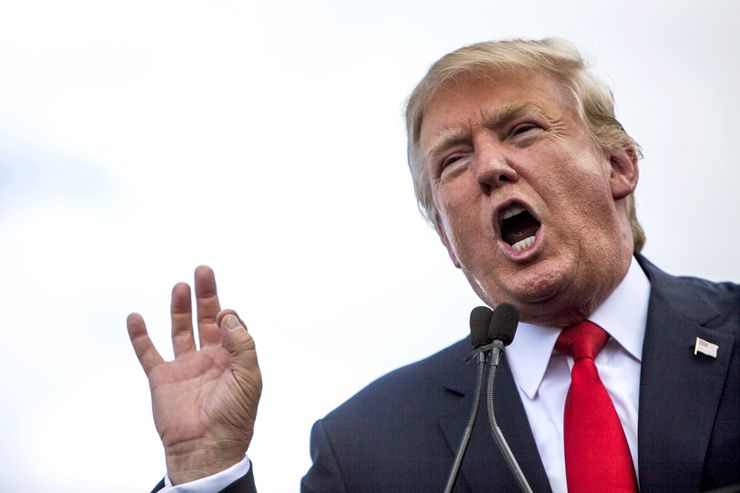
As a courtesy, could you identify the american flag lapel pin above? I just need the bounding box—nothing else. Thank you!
[694,337,719,358]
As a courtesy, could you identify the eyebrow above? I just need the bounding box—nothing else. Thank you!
[424,102,544,163]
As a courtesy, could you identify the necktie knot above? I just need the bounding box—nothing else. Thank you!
[555,320,609,360]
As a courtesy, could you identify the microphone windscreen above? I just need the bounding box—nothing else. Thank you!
[488,303,519,346]
[469,306,493,348]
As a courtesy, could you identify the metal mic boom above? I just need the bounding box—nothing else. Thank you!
[486,303,533,493]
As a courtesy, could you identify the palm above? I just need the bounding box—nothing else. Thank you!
[127,266,261,482]
[149,345,253,448]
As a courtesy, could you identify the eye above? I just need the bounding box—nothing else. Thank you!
[439,151,470,173]
[441,154,463,170]
[511,123,539,136]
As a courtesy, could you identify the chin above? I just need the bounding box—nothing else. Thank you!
[511,256,575,299]
[477,259,583,324]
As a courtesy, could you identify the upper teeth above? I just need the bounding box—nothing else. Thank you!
[502,205,526,220]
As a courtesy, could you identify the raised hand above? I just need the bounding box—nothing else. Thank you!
[127,266,262,485]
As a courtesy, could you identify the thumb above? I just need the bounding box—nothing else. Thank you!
[219,312,259,373]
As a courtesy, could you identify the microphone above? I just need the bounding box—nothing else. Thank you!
[487,302,519,366]
[443,306,493,493]
[470,305,494,348]
[485,303,533,493]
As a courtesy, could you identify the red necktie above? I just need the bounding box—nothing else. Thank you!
[556,321,638,492]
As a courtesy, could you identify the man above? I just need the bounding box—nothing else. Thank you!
[128,38,739,492]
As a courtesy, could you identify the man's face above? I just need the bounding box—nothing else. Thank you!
[419,71,637,326]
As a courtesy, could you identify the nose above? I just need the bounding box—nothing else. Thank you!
[474,143,518,194]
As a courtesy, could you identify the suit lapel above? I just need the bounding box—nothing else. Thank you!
[439,352,551,492]
[637,257,734,492]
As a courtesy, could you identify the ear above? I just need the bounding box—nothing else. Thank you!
[435,216,461,269]
[609,145,639,200]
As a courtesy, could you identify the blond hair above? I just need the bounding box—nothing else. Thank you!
[405,38,645,252]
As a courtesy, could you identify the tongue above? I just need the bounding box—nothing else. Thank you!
[502,212,540,245]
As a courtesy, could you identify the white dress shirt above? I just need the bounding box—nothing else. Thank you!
[162,455,250,492]
[506,256,650,492]
[165,257,650,492]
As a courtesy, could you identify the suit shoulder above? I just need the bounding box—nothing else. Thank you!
[321,338,469,422]
[672,273,738,296]
[639,255,738,329]
[671,272,739,307]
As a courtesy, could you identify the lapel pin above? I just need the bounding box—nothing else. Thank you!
[694,337,719,358]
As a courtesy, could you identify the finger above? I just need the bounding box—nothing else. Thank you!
[170,282,196,357]
[219,313,261,385]
[194,265,222,347]
[216,308,248,331]
[127,312,165,376]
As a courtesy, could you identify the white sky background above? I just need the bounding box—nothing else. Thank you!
[0,1,738,492]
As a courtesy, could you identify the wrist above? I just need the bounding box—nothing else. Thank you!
[165,438,247,485]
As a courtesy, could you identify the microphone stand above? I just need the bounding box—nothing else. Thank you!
[445,304,531,493]
[486,340,534,493]
[443,350,487,493]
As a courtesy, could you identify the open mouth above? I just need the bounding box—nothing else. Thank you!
[499,205,541,252]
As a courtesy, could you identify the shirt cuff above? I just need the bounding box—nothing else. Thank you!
[161,455,251,492]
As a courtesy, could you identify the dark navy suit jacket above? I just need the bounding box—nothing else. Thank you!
[155,256,740,492]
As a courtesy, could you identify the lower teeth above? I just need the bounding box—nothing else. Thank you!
[511,236,535,251]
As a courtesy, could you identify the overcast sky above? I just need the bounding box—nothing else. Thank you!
[1,1,738,492]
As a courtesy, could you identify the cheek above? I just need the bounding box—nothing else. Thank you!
[438,186,484,230]
[435,184,469,228]
[568,172,614,218]
[445,218,494,274]
[533,150,612,212]
[438,204,467,251]
[436,201,480,261]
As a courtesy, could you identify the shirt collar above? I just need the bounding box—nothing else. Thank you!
[506,256,651,400]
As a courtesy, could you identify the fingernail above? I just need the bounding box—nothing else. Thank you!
[224,314,241,331]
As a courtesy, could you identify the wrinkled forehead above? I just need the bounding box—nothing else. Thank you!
[416,70,577,157]
[411,67,566,139]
